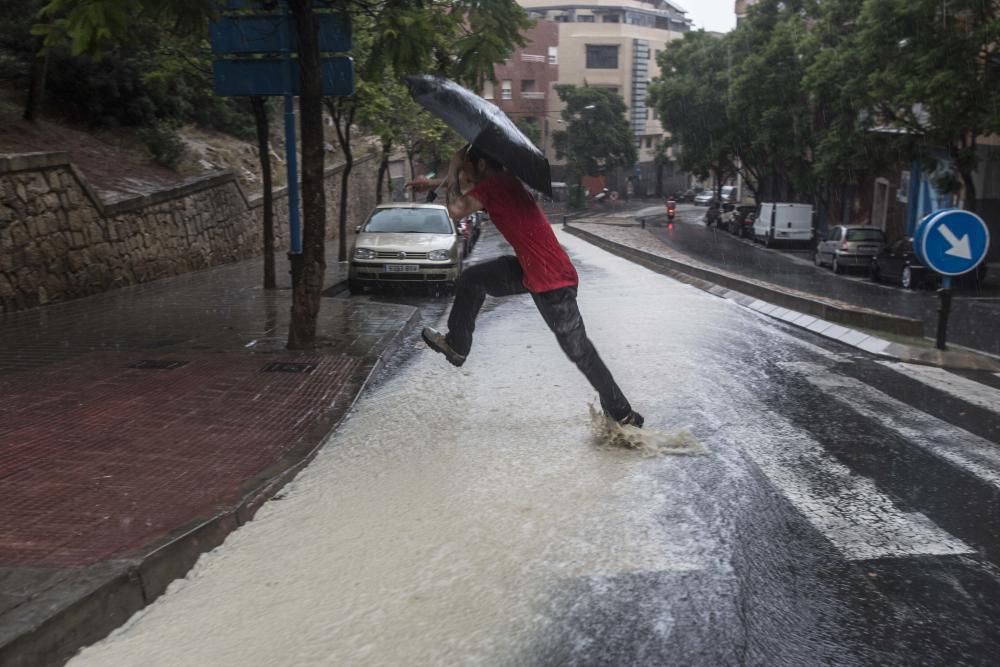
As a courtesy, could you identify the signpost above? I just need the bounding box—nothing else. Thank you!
[209,0,354,257]
[913,209,991,349]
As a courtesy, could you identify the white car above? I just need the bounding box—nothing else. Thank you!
[349,203,464,292]
[694,190,716,206]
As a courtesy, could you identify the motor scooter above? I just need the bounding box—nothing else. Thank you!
[666,198,677,224]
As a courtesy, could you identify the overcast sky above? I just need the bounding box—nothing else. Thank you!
[679,0,738,34]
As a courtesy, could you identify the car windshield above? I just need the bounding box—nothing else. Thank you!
[364,208,452,234]
[846,229,885,242]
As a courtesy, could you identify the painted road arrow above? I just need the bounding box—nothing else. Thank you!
[939,224,973,260]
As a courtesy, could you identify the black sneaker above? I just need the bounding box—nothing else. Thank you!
[421,327,466,367]
[617,410,644,428]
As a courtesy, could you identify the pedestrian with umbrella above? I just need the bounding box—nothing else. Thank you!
[404,76,643,428]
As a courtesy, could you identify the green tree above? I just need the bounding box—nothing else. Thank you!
[728,2,815,201]
[648,31,735,199]
[854,0,1000,208]
[552,84,637,199]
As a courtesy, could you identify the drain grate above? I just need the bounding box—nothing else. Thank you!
[128,360,188,370]
[262,361,316,374]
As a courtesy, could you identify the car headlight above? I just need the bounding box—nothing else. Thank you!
[428,249,450,261]
[353,247,376,260]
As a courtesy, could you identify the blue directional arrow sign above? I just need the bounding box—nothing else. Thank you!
[914,209,991,276]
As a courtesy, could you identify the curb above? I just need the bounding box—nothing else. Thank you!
[0,306,421,667]
[564,224,1000,372]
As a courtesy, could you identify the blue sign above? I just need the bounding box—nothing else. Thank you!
[213,57,354,97]
[914,209,991,276]
[210,14,351,55]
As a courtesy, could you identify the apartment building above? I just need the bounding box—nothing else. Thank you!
[484,21,560,161]
[513,1,691,193]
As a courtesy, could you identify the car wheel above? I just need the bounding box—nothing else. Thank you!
[832,256,844,274]
[813,251,823,267]
[870,263,881,283]
[764,232,772,248]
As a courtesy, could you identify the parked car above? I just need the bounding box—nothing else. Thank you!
[694,190,716,206]
[728,204,757,237]
[349,203,464,293]
[719,185,737,203]
[871,237,989,289]
[753,202,814,247]
[870,237,930,288]
[814,225,887,274]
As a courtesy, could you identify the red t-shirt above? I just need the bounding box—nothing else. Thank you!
[469,172,578,293]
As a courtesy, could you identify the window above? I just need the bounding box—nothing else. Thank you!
[586,45,619,69]
[501,80,512,100]
[827,228,842,242]
[548,46,558,65]
[846,229,886,243]
[482,81,494,100]
[645,137,653,149]
[521,79,536,93]
[601,13,621,23]
[578,14,595,22]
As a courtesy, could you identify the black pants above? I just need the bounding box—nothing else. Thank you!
[445,255,633,421]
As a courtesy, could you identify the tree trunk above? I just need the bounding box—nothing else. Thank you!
[23,39,47,123]
[955,138,978,213]
[407,149,416,202]
[376,138,392,204]
[326,97,355,262]
[287,0,326,349]
[251,97,276,289]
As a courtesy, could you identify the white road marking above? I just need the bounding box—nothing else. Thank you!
[784,361,1000,490]
[730,392,972,560]
[878,361,1000,415]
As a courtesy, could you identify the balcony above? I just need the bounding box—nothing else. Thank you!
[521,54,546,63]
[521,91,546,100]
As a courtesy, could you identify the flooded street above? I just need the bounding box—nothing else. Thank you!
[70,227,1000,666]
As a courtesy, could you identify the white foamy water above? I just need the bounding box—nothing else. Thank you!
[70,232,733,666]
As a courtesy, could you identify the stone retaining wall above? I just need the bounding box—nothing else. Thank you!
[0,151,379,312]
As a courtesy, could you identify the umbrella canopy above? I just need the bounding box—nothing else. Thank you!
[404,74,553,197]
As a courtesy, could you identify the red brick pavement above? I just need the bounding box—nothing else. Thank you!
[0,352,361,567]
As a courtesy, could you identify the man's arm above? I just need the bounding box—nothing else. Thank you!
[446,188,483,221]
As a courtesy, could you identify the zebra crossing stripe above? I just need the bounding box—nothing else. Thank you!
[878,361,1000,416]
[729,374,972,560]
[785,362,1000,490]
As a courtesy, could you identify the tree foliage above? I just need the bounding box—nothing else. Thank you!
[649,0,1000,208]
[552,84,637,182]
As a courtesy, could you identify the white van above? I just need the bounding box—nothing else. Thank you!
[753,202,814,247]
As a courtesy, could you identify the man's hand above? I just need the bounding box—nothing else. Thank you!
[405,175,442,193]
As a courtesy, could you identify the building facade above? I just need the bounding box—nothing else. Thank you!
[484,21,560,162]
[511,1,691,195]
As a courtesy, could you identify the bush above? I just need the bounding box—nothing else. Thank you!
[138,124,185,169]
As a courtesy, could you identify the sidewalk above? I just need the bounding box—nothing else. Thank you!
[0,251,419,666]
[565,219,1000,371]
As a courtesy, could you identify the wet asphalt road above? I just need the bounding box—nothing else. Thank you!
[646,205,1000,357]
[71,223,1000,666]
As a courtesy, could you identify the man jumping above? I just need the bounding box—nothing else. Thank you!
[406,145,643,428]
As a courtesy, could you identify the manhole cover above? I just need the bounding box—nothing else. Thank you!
[128,360,189,370]
[262,362,316,374]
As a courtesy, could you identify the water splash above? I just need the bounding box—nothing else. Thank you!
[589,404,706,457]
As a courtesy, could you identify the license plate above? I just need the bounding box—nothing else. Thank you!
[384,264,418,273]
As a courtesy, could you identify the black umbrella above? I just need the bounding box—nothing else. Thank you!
[404,74,553,197]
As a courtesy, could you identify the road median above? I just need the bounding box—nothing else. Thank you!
[564,222,1000,372]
